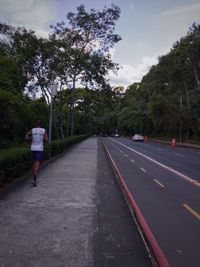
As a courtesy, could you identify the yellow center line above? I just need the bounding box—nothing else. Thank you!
[153,179,165,188]
[182,203,200,222]
[140,168,146,172]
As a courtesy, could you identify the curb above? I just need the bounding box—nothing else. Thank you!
[102,141,170,267]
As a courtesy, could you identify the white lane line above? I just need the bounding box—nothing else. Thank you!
[112,139,200,188]
[124,154,128,157]
[154,179,165,188]
[141,168,146,173]
[130,159,135,163]
[174,153,184,158]
[156,148,163,151]
[112,144,123,154]
[112,144,120,151]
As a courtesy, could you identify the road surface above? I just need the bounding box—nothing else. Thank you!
[103,137,200,267]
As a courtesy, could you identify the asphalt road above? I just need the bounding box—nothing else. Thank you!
[102,137,200,267]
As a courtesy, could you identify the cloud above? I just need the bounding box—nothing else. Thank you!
[0,0,57,35]
[129,2,135,10]
[160,2,200,16]
[109,56,158,88]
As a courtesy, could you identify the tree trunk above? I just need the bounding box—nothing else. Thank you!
[193,64,200,86]
[70,76,76,137]
[184,81,190,110]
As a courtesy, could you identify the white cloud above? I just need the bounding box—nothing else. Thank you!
[129,2,135,10]
[160,2,200,16]
[109,56,158,88]
[0,0,57,35]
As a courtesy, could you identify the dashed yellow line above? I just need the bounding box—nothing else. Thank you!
[154,179,165,188]
[182,203,200,222]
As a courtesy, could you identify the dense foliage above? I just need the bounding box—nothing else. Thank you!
[119,23,200,141]
[0,5,121,147]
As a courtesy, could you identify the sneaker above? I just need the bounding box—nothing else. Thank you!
[32,180,37,187]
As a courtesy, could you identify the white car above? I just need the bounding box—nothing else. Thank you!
[132,134,144,142]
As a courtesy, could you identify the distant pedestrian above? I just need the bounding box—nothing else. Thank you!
[25,120,48,186]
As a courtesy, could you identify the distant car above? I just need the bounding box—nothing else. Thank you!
[111,133,120,137]
[132,134,144,142]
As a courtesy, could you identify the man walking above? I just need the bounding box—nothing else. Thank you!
[26,120,48,186]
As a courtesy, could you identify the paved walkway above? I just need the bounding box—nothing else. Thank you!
[0,137,153,267]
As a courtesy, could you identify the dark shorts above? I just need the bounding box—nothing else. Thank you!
[31,151,44,161]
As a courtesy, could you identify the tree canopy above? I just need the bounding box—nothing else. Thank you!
[0,5,122,145]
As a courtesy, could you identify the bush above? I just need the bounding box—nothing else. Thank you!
[0,147,31,185]
[0,135,89,186]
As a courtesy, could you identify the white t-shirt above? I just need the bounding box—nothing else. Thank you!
[31,128,46,151]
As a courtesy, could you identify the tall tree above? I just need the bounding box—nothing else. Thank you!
[50,4,121,136]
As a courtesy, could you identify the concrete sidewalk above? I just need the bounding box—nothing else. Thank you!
[0,137,153,267]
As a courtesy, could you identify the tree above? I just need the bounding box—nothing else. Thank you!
[0,23,58,102]
[0,43,27,93]
[50,4,121,136]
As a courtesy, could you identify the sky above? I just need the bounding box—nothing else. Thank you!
[0,0,200,88]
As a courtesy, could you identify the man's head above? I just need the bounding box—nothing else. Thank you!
[35,120,42,127]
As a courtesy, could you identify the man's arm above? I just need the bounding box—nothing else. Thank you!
[44,131,48,142]
[25,130,32,140]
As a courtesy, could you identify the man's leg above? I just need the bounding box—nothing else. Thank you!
[31,151,43,186]
[32,161,40,186]
[32,160,41,178]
